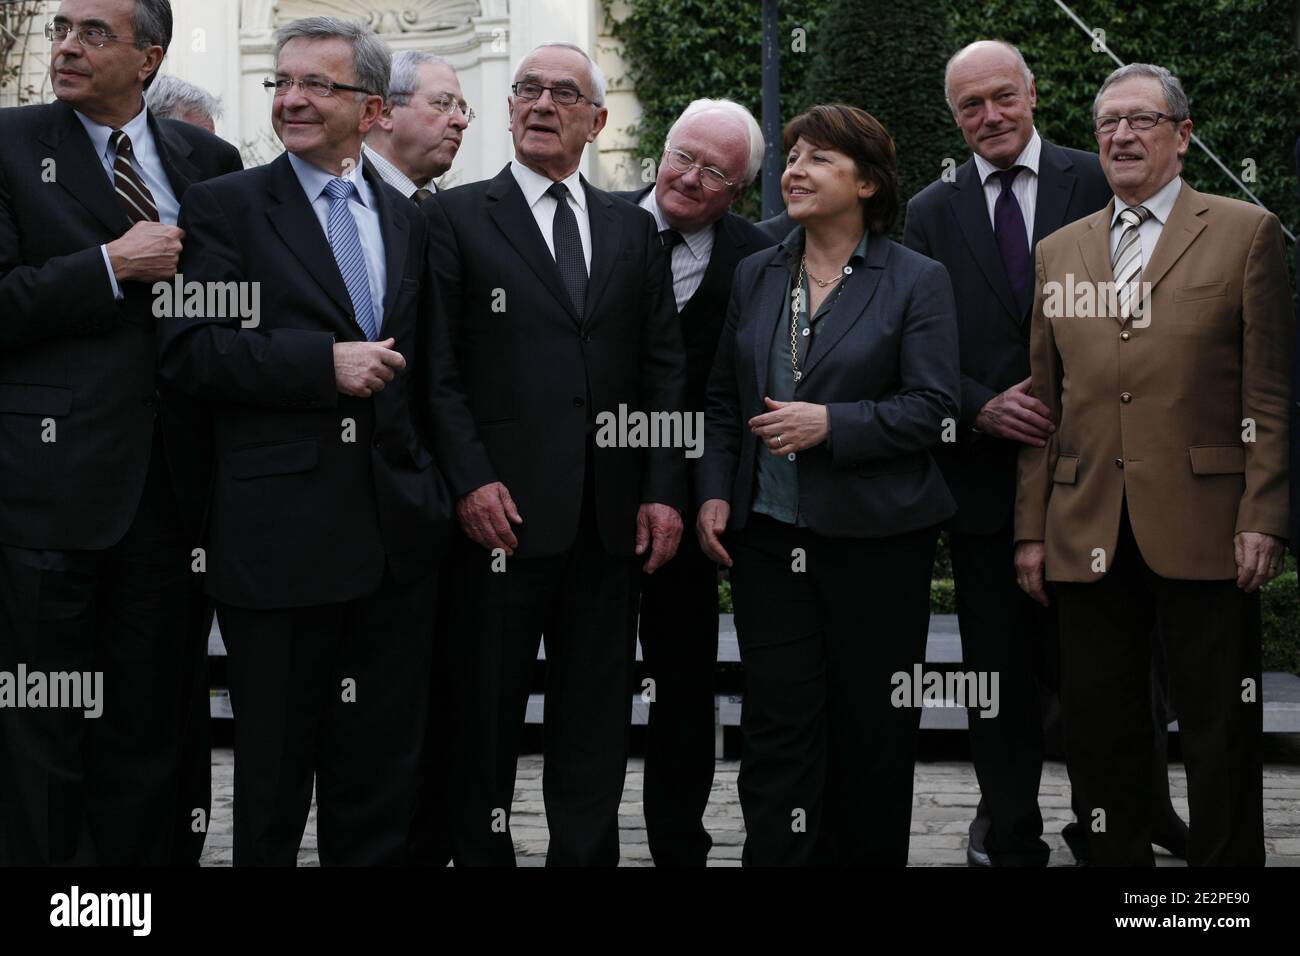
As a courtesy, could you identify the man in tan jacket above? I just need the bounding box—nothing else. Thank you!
[1013,63,1292,866]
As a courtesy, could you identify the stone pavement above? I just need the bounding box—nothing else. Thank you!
[201,747,1300,866]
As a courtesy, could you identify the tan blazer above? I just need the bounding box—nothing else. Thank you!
[1015,181,1293,582]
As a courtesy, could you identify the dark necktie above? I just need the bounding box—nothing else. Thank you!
[659,227,684,309]
[547,181,587,317]
[110,130,159,224]
[413,187,434,205]
[992,165,1029,314]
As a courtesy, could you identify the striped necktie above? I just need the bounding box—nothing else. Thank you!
[323,177,378,341]
[1112,205,1151,320]
[109,130,159,224]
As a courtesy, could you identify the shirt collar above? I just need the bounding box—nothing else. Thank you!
[74,99,150,166]
[362,143,424,197]
[638,187,712,260]
[1110,175,1182,229]
[511,158,586,212]
[974,127,1042,185]
[780,225,870,273]
[288,150,373,208]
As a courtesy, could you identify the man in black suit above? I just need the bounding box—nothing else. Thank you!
[614,98,772,866]
[902,40,1115,866]
[156,16,450,865]
[0,0,240,866]
[424,41,687,866]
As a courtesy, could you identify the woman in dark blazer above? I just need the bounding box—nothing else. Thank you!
[696,105,960,865]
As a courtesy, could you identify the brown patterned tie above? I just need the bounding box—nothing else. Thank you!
[413,187,434,205]
[110,130,159,224]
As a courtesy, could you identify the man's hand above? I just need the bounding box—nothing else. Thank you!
[106,221,184,282]
[333,338,405,397]
[456,482,523,555]
[748,397,828,454]
[975,377,1054,446]
[696,498,732,568]
[1014,540,1050,607]
[1234,531,1286,593]
[637,503,682,574]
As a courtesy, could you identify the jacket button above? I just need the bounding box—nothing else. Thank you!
[1115,458,1124,469]
[572,397,585,407]
[1120,331,1131,341]
[582,333,592,343]
[1120,392,1132,403]
[786,452,796,462]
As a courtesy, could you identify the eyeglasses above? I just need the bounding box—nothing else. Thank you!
[45,20,137,48]
[423,93,475,124]
[264,77,377,98]
[511,81,591,107]
[663,145,737,192]
[1094,111,1184,134]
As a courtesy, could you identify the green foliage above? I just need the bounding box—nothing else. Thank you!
[603,0,831,219]
[1262,569,1300,674]
[802,0,966,233]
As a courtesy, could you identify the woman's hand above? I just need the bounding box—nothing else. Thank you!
[696,499,733,567]
[748,397,828,454]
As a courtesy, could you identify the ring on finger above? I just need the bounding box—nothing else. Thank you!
[776,434,784,447]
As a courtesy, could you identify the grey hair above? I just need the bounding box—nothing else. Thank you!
[511,41,606,107]
[274,16,391,101]
[131,0,173,89]
[943,39,1034,112]
[665,98,765,186]
[1092,63,1190,121]
[387,50,454,107]
[148,74,223,122]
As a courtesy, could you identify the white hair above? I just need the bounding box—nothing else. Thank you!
[387,50,454,107]
[511,41,606,107]
[665,98,765,186]
[944,40,1034,113]
[148,74,223,122]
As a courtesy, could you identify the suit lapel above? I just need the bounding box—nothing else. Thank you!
[1031,142,1076,249]
[752,253,789,398]
[1140,182,1208,294]
[949,159,1020,324]
[693,213,748,309]
[150,112,198,201]
[485,165,581,325]
[40,101,129,236]
[363,160,408,320]
[801,233,886,381]
[583,177,620,326]
[264,153,358,327]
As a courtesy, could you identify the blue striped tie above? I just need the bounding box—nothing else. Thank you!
[324,177,378,340]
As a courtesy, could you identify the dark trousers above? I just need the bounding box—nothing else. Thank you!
[729,514,939,866]
[444,491,640,867]
[217,568,436,866]
[1054,506,1264,866]
[950,520,1050,866]
[638,531,719,867]
[0,427,203,864]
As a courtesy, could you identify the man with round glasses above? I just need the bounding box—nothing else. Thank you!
[364,51,471,202]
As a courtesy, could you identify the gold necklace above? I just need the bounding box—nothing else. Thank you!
[804,261,843,288]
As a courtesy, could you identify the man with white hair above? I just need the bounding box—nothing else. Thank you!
[614,98,772,866]
[424,40,686,866]
[147,74,222,132]
[363,50,469,201]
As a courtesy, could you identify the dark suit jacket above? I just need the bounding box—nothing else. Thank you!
[0,100,241,550]
[697,228,960,537]
[424,164,687,559]
[612,185,774,414]
[903,139,1111,534]
[1291,136,1299,555]
[757,210,795,244]
[156,152,451,610]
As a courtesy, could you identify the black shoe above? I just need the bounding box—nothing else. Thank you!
[967,803,992,867]
[1062,821,1090,865]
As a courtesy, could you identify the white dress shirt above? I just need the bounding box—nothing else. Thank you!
[1108,175,1183,270]
[76,102,180,299]
[638,187,714,312]
[973,127,1042,252]
[363,143,432,200]
[509,158,592,273]
[288,151,388,334]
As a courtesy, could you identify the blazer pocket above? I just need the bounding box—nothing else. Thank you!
[0,383,73,416]
[1188,444,1244,475]
[1173,281,1227,302]
[229,438,319,480]
[1052,455,1079,484]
